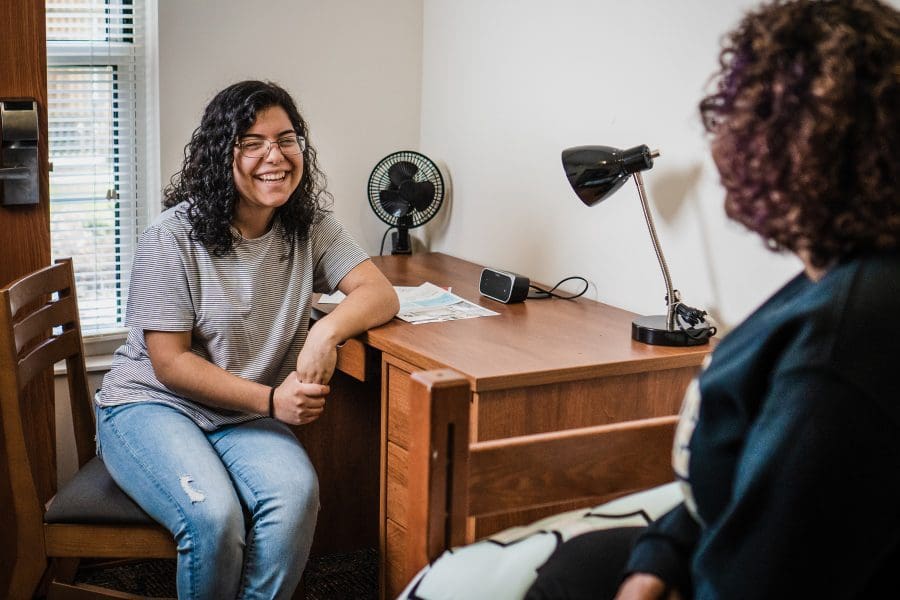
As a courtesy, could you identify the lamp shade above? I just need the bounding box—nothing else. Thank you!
[561,145,655,207]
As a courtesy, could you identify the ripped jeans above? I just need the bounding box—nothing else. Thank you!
[96,402,319,600]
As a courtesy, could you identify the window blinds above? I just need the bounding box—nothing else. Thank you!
[46,0,147,335]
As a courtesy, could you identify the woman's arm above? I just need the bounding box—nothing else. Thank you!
[618,368,900,599]
[145,330,329,426]
[297,259,399,384]
[663,370,899,598]
[620,503,700,598]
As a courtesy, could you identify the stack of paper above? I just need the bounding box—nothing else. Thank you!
[318,282,499,325]
[394,282,499,324]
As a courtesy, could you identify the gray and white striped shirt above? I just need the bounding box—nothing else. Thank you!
[97,201,369,430]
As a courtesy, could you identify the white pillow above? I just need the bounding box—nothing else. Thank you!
[397,482,682,600]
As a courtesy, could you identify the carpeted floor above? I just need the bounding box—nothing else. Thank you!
[74,548,378,599]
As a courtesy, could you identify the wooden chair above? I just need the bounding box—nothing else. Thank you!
[0,258,175,599]
[405,369,679,573]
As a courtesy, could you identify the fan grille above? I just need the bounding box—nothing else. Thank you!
[367,150,444,227]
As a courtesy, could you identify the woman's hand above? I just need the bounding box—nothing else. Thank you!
[273,371,328,425]
[615,574,682,600]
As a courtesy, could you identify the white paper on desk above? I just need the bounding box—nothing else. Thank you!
[396,282,499,324]
[319,287,413,305]
[318,290,346,304]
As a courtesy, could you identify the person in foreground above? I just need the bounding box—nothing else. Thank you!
[527,0,900,598]
[95,80,399,599]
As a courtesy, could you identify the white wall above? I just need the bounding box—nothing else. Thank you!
[157,0,424,252]
[156,0,900,330]
[420,0,806,330]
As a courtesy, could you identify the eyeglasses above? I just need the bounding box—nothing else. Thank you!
[235,135,306,158]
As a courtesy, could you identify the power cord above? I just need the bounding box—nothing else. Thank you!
[527,276,589,300]
[674,302,717,339]
[379,226,397,256]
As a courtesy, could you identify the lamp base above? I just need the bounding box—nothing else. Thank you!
[632,315,712,346]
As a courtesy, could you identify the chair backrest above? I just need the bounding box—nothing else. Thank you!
[0,258,95,530]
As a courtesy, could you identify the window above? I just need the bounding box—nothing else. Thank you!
[46,0,157,340]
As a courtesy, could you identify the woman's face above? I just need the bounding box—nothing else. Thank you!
[232,105,304,217]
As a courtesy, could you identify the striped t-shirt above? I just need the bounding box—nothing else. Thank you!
[97,201,369,431]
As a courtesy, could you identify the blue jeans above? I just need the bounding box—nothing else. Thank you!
[96,402,319,600]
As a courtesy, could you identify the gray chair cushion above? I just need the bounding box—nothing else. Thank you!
[44,456,159,525]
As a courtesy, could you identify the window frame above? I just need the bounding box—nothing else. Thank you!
[46,0,160,357]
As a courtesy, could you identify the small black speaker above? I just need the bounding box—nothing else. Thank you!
[479,268,529,303]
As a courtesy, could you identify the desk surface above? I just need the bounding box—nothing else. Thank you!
[351,253,711,392]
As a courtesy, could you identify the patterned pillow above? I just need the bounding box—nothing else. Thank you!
[397,482,682,600]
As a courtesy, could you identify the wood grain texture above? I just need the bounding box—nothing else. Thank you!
[385,518,408,599]
[466,416,679,517]
[385,360,413,449]
[321,253,715,599]
[45,580,162,600]
[290,367,381,555]
[334,337,369,381]
[404,370,470,586]
[474,367,693,442]
[1,261,174,599]
[0,4,52,596]
[44,524,175,558]
[380,354,423,598]
[386,441,408,528]
[0,0,51,288]
[362,254,711,392]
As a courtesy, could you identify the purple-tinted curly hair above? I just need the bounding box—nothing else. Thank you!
[699,0,900,268]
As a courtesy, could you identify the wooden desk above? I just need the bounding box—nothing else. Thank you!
[298,252,711,598]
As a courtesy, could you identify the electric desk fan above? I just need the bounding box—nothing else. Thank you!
[367,150,445,254]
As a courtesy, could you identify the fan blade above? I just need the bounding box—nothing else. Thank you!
[388,161,419,187]
[407,180,435,212]
[380,189,411,218]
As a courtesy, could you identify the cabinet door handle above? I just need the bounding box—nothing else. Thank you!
[0,99,39,205]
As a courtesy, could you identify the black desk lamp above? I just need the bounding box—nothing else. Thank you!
[561,145,714,346]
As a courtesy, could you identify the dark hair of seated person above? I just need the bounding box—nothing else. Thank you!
[699,0,900,268]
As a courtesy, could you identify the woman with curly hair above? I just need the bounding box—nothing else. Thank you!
[526,1,900,599]
[94,80,399,599]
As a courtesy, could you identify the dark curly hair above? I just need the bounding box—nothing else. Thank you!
[699,0,900,268]
[163,80,331,256]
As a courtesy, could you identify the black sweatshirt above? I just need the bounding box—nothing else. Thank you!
[625,252,900,599]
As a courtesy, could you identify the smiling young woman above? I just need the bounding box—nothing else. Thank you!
[93,80,399,599]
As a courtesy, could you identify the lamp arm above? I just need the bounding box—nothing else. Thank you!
[632,171,677,331]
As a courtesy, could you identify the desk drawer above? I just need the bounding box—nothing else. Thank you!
[386,441,408,528]
[335,338,368,382]
[385,362,411,448]
[385,517,408,598]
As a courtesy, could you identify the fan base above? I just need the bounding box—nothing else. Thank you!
[391,230,412,255]
[631,315,711,346]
